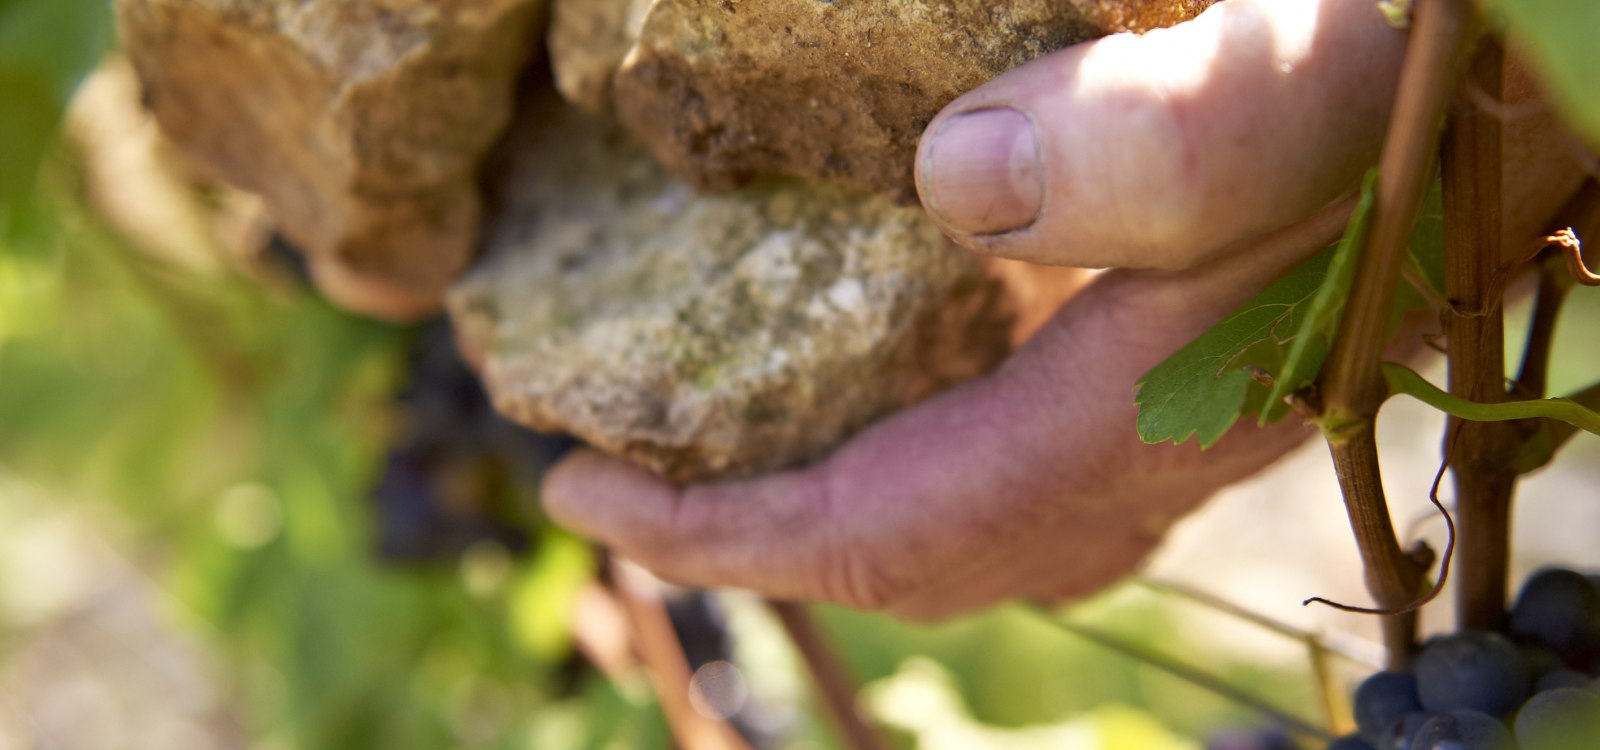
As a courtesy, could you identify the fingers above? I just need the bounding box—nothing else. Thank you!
[542,202,1352,614]
[544,449,856,603]
[915,0,1406,270]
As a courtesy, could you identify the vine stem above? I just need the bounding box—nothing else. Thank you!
[1442,36,1519,633]
[608,558,752,750]
[1546,381,1600,455]
[1316,0,1476,667]
[766,602,892,750]
[1021,606,1333,743]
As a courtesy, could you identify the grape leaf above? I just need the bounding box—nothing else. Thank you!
[1135,174,1445,447]
[1135,249,1334,447]
[1259,171,1378,424]
[1480,0,1600,148]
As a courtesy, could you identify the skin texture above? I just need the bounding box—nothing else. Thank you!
[541,0,1588,619]
[916,0,1405,269]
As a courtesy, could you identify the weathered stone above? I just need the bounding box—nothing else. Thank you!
[611,0,1216,202]
[115,0,544,320]
[448,102,1012,483]
[549,0,652,114]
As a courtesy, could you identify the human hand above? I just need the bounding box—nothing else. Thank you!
[540,0,1411,618]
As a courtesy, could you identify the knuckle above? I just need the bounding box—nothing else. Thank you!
[807,466,913,611]
[819,545,908,611]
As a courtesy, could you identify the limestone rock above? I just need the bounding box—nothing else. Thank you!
[115,0,544,320]
[549,0,652,114]
[611,0,1216,202]
[448,104,1012,483]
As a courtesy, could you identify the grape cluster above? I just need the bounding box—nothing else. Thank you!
[373,321,576,563]
[1329,568,1600,750]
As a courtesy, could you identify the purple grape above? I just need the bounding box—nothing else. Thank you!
[1409,710,1516,750]
[1327,735,1377,750]
[1511,568,1600,668]
[1415,631,1530,715]
[1355,672,1424,743]
[1515,687,1600,750]
[1378,713,1431,750]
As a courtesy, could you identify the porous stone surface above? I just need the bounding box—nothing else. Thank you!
[449,104,1012,483]
[115,0,544,320]
[549,0,652,114]
[611,0,1216,201]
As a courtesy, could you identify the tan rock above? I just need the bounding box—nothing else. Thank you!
[448,103,1012,483]
[549,0,652,114]
[612,0,1215,202]
[115,0,545,320]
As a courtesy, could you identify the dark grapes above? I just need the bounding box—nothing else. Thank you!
[1514,687,1600,750]
[1334,567,1600,750]
[1409,710,1516,750]
[1355,672,1423,743]
[1511,568,1600,669]
[1414,631,1530,715]
[1378,713,1431,750]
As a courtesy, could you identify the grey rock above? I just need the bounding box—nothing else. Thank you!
[449,103,1012,483]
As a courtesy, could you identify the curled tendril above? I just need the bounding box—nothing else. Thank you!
[1547,228,1600,286]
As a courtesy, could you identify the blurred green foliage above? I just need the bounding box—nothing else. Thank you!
[0,139,1320,750]
[1482,0,1600,149]
[18,0,1552,747]
[0,147,1318,749]
[0,0,111,209]
[0,149,652,748]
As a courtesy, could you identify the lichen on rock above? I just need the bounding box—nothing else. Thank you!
[449,102,1013,483]
[115,0,545,320]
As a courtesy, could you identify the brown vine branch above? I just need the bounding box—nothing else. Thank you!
[1545,380,1600,455]
[1315,0,1475,667]
[766,601,891,750]
[1304,431,1459,618]
[1514,253,1576,400]
[1442,36,1520,633]
[609,557,752,750]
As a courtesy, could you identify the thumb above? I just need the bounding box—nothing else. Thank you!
[915,0,1406,270]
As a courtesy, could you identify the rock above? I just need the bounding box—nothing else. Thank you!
[448,102,1012,483]
[610,0,1217,202]
[115,0,545,320]
[549,0,652,114]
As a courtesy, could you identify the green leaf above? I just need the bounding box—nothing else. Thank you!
[1401,183,1446,308]
[1259,171,1379,423]
[1480,0,1600,148]
[1135,174,1446,447]
[1135,250,1334,447]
